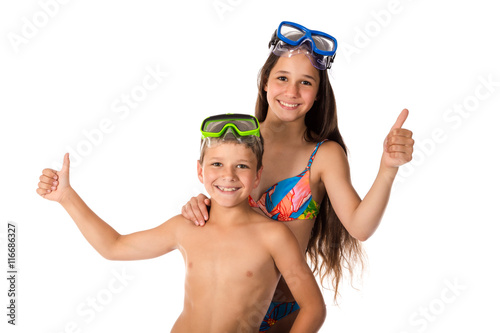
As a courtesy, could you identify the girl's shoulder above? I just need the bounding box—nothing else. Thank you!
[312,140,350,175]
[315,140,346,158]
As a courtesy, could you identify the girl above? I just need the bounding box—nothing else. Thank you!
[182,21,414,332]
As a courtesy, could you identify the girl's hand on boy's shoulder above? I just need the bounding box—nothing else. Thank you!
[181,194,211,226]
[36,153,72,203]
[382,109,414,170]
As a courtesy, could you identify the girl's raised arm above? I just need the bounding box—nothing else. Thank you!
[318,109,414,241]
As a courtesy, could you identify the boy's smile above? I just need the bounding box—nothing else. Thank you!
[215,185,240,192]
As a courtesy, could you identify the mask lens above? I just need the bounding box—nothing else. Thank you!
[233,119,258,132]
[203,120,227,133]
[312,35,335,53]
[279,23,305,43]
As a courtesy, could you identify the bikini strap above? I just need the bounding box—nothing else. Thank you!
[305,139,328,171]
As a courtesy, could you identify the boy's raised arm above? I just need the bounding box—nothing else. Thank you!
[266,225,327,332]
[37,153,178,260]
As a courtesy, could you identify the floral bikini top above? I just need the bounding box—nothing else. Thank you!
[248,140,327,221]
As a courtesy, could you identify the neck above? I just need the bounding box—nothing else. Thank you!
[207,200,254,227]
[261,115,307,145]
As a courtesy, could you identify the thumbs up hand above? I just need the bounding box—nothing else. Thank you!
[36,153,72,203]
[381,109,414,169]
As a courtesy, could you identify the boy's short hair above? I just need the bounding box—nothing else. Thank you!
[199,135,264,171]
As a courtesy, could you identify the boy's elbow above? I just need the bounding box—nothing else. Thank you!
[316,301,327,323]
[95,242,121,260]
[98,248,117,260]
[102,253,118,260]
[313,291,327,321]
[99,235,124,260]
[100,245,128,261]
[299,301,327,330]
[302,298,327,321]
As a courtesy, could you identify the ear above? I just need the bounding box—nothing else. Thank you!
[197,160,204,184]
[254,166,263,189]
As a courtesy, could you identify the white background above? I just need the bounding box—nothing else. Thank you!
[1,0,499,332]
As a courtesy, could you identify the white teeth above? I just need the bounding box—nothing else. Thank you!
[280,101,299,107]
[216,186,237,192]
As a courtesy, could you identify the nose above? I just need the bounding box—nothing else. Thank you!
[221,165,236,181]
[285,82,300,98]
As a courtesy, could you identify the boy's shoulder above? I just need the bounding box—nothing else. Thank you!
[248,212,295,243]
[247,213,302,262]
[159,214,203,244]
[161,214,197,233]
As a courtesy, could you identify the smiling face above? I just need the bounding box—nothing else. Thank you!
[197,142,262,208]
[264,53,320,123]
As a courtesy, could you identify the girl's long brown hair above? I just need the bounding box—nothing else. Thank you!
[255,52,365,302]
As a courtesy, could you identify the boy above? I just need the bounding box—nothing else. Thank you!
[36,114,326,332]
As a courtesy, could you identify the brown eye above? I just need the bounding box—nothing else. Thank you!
[237,164,249,169]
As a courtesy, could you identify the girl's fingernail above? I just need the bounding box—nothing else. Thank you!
[53,181,57,185]
[47,189,51,193]
[51,186,56,190]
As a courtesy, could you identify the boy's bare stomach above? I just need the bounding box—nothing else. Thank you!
[171,221,281,332]
[171,281,275,332]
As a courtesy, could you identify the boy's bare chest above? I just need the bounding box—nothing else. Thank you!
[179,226,277,282]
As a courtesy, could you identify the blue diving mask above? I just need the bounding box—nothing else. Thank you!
[269,21,338,70]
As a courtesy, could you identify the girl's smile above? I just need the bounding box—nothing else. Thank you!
[278,100,300,109]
